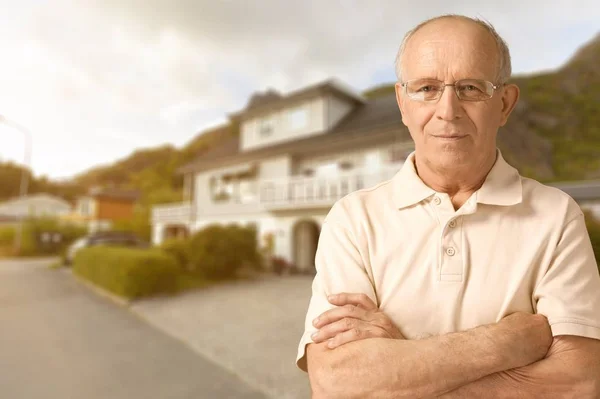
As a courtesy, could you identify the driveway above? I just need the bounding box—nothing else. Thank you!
[131,274,314,399]
[0,258,267,399]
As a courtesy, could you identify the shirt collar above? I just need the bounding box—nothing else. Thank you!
[392,148,523,209]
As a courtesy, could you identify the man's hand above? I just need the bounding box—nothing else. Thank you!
[495,311,554,368]
[311,292,404,349]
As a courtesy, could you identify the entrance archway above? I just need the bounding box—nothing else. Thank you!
[292,220,320,274]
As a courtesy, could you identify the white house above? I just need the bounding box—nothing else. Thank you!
[151,78,600,274]
[0,193,72,221]
[152,79,414,273]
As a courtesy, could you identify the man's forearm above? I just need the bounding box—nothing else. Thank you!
[437,336,600,399]
[309,323,526,399]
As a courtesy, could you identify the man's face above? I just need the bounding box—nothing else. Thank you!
[395,19,518,170]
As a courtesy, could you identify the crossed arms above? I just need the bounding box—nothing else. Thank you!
[304,214,600,398]
[306,298,600,398]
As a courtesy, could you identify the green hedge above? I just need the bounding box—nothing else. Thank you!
[73,247,179,299]
[187,224,261,280]
[160,238,190,271]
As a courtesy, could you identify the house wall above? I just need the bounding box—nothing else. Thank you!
[294,141,414,175]
[0,196,72,218]
[240,97,329,152]
[581,200,600,219]
[193,154,292,214]
[326,94,354,129]
[95,198,135,221]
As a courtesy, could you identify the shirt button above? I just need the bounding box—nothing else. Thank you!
[448,220,456,228]
[446,247,456,256]
[433,196,441,205]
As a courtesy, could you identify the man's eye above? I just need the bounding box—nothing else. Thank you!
[460,85,481,92]
[417,85,437,92]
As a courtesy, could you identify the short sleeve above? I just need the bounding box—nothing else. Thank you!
[534,212,600,340]
[295,215,377,372]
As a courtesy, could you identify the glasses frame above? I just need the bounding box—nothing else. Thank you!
[400,79,505,102]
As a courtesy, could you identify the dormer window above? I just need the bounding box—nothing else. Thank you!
[259,117,275,137]
[289,107,308,130]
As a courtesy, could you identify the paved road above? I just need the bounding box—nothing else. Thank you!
[0,258,267,399]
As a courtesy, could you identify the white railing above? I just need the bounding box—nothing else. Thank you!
[258,164,402,208]
[152,203,192,224]
[151,164,403,223]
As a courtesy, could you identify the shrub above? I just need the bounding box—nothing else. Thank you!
[15,217,87,257]
[73,247,179,299]
[160,238,190,270]
[187,224,261,280]
[0,226,15,246]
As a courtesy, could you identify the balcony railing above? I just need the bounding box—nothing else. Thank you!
[152,203,192,224]
[258,164,401,209]
[151,164,403,223]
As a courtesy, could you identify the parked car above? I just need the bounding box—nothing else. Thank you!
[64,231,149,265]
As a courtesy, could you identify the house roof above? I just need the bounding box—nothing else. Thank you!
[549,180,600,201]
[229,78,367,121]
[0,193,71,208]
[178,93,409,175]
[87,187,140,201]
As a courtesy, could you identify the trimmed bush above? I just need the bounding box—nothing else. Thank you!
[187,224,261,280]
[160,238,190,270]
[73,247,179,299]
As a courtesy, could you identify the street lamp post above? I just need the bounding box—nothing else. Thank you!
[0,115,32,254]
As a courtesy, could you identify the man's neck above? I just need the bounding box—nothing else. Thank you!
[414,151,497,210]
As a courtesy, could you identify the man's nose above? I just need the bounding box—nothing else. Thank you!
[435,86,463,121]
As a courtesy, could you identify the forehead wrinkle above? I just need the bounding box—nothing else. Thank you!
[405,38,498,81]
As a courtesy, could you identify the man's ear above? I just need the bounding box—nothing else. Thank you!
[395,82,408,127]
[499,83,520,127]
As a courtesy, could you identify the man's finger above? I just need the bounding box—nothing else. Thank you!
[312,317,361,343]
[313,304,369,328]
[327,325,385,349]
[327,292,377,310]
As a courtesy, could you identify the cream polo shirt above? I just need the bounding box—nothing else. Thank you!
[296,149,600,372]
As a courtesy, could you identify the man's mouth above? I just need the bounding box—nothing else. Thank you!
[432,135,467,140]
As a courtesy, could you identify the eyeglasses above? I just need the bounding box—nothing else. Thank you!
[400,78,503,102]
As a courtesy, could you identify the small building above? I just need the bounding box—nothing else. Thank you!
[0,193,72,222]
[62,187,140,233]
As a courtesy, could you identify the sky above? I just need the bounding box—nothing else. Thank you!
[1,0,599,180]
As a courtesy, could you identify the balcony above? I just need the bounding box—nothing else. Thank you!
[152,203,192,224]
[258,164,402,210]
[151,164,403,224]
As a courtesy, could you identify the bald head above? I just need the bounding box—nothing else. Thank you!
[395,15,512,84]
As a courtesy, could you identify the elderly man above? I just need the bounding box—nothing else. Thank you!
[295,15,600,399]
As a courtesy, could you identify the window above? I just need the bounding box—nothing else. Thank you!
[365,151,382,172]
[289,107,307,130]
[315,162,339,178]
[239,180,257,203]
[259,118,275,137]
